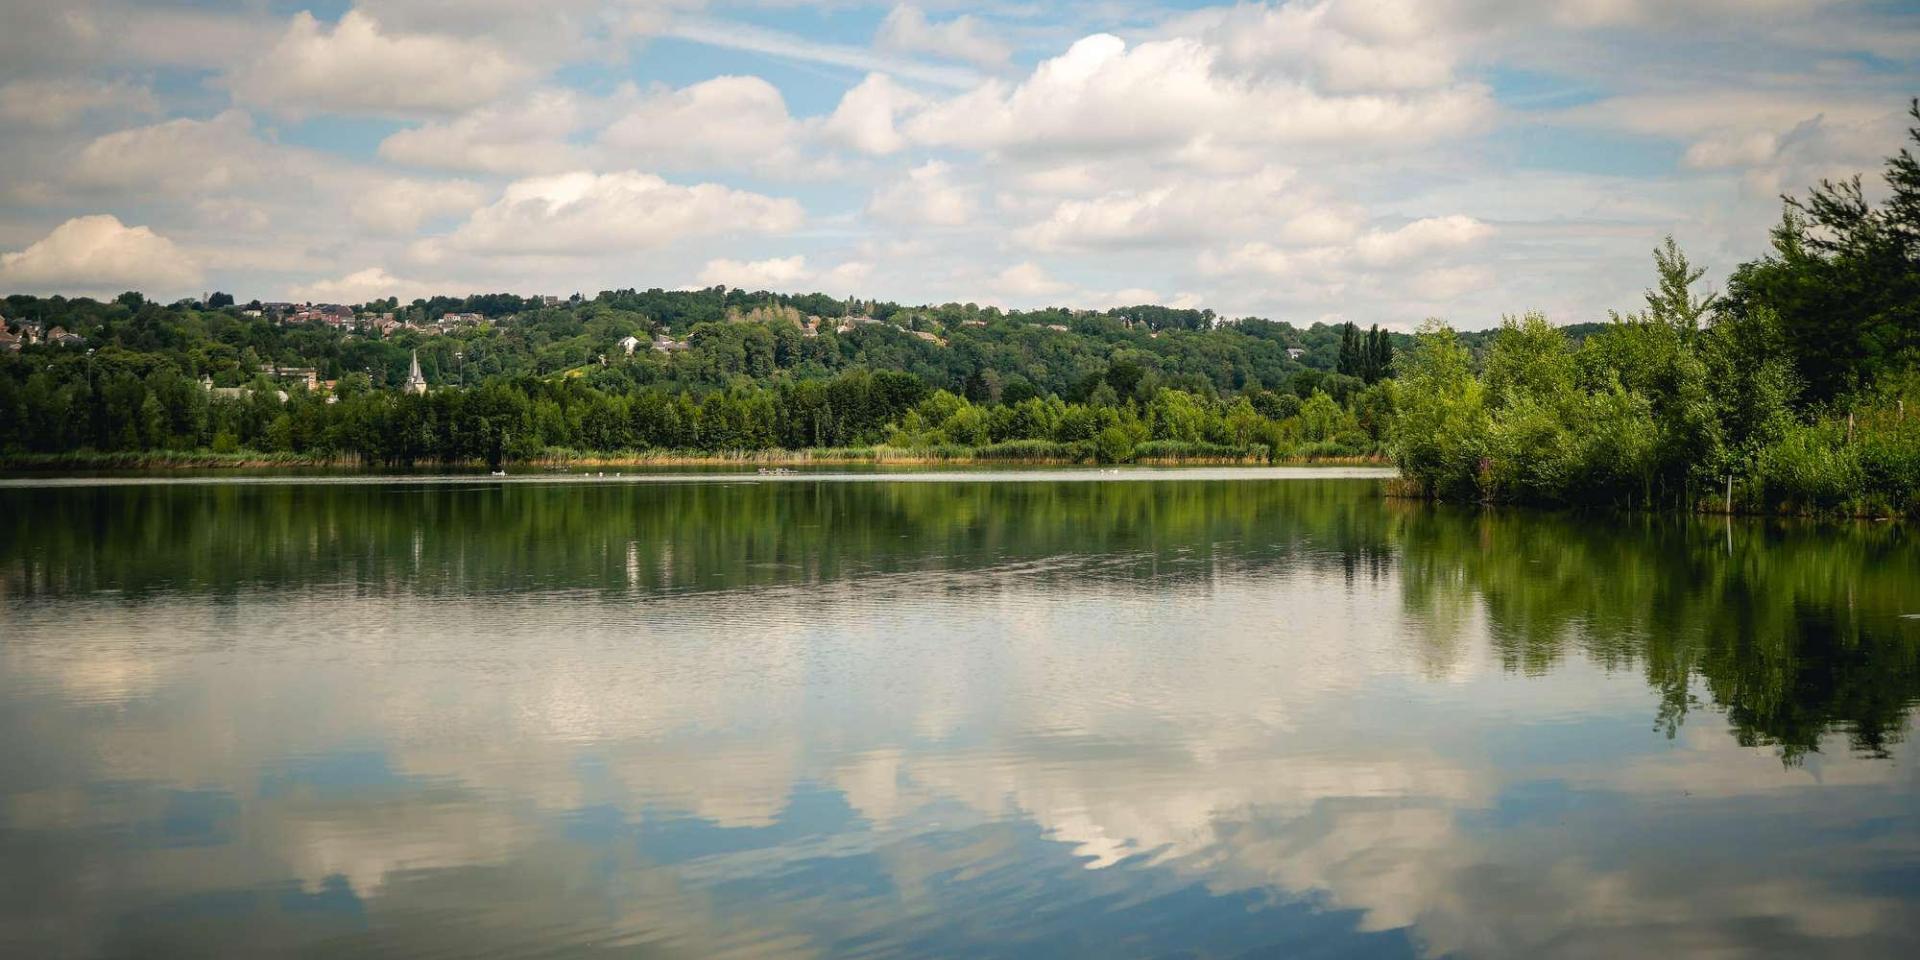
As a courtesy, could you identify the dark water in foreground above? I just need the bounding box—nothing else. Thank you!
[2,472,1917,958]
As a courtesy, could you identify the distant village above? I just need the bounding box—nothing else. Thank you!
[1,291,1310,401]
[3,293,1168,360]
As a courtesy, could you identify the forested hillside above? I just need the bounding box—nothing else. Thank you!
[0,289,1417,466]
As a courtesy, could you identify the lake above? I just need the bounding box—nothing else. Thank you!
[2,471,1917,958]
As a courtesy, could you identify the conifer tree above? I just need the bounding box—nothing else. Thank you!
[1338,322,1360,377]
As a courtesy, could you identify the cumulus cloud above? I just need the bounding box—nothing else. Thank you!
[70,110,274,194]
[379,89,594,175]
[1408,264,1494,300]
[287,267,446,303]
[697,255,812,290]
[0,215,200,296]
[993,261,1070,298]
[1166,0,1459,93]
[600,76,801,172]
[3,0,1909,328]
[868,161,975,227]
[441,171,804,255]
[350,179,489,234]
[823,74,925,156]
[0,78,156,127]
[906,33,1492,161]
[229,10,534,116]
[1201,215,1492,278]
[1560,92,1905,197]
[1012,167,1304,251]
[1352,215,1493,265]
[876,5,1011,67]
[697,255,873,294]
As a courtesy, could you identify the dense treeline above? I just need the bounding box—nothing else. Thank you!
[1391,102,1920,518]
[0,289,1412,400]
[0,275,1417,466]
[0,355,1393,467]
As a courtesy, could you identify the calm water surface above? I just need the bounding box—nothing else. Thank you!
[2,472,1917,958]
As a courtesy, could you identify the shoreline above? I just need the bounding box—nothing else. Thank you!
[1382,477,1915,521]
[0,448,1391,472]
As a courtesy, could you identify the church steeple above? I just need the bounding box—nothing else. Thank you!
[405,350,428,395]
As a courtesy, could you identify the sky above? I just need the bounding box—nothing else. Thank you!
[0,0,1916,329]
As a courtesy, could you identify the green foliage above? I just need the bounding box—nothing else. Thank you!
[1389,320,1487,500]
[1388,104,1920,517]
[1721,99,1920,403]
[0,283,1420,466]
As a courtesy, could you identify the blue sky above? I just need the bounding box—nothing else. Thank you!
[1,0,1917,328]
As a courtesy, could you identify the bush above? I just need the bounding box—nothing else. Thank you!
[1094,426,1135,463]
[1752,424,1860,513]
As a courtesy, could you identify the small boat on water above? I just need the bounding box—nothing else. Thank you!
[757,467,795,476]
[490,470,506,477]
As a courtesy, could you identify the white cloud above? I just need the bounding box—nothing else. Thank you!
[993,261,1070,298]
[697,255,811,289]
[0,215,200,296]
[868,161,974,227]
[1166,0,1460,93]
[1352,215,1493,265]
[818,259,876,294]
[1559,92,1906,197]
[906,33,1492,161]
[0,78,156,127]
[350,179,489,234]
[600,76,801,173]
[696,255,873,294]
[441,171,804,255]
[1012,167,1303,251]
[1409,264,1494,300]
[379,89,594,174]
[823,74,925,156]
[70,110,274,194]
[875,5,1011,68]
[287,267,445,304]
[1080,286,1165,309]
[194,198,272,233]
[229,10,534,116]
[1201,215,1492,280]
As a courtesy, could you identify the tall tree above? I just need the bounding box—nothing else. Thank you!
[1723,99,1920,402]
[1337,322,1360,377]
[1371,326,1394,381]
[1644,236,1717,337]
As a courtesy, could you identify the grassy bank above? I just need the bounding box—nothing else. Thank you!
[2,443,1387,472]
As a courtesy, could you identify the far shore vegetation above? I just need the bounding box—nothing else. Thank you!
[3,100,1917,517]
[0,443,1389,471]
[1392,102,1920,519]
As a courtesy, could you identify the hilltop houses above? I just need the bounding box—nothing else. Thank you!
[270,366,320,390]
[285,304,353,328]
[617,335,642,355]
[197,375,288,403]
[834,316,883,334]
